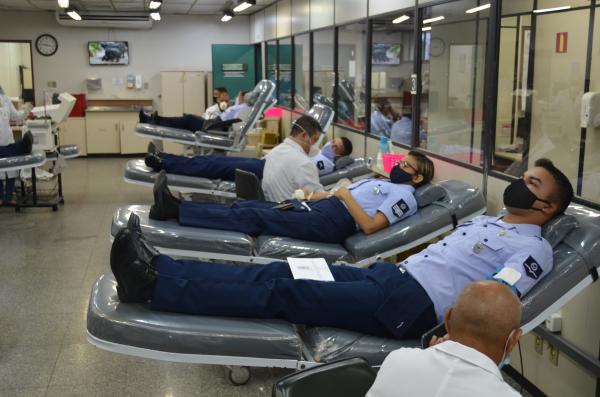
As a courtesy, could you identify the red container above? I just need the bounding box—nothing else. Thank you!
[69,94,87,117]
[382,153,405,173]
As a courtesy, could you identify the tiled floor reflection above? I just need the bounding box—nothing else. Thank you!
[0,157,290,396]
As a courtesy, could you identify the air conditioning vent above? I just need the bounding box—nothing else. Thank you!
[55,11,153,29]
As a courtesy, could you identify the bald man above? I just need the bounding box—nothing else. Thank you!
[367,281,523,397]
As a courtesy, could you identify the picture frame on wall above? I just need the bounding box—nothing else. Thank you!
[88,41,129,65]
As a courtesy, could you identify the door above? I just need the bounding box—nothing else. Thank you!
[160,71,184,116]
[183,71,206,116]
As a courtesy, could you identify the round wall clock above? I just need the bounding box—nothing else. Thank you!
[430,37,446,57]
[35,34,59,56]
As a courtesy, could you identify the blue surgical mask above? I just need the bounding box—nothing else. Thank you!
[499,329,516,369]
[390,165,414,184]
[321,143,335,161]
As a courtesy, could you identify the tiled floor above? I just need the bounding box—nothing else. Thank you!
[0,158,290,396]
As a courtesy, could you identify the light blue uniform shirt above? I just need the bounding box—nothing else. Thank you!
[311,142,336,176]
[220,103,248,121]
[347,179,417,227]
[371,111,393,137]
[391,117,427,145]
[403,216,553,321]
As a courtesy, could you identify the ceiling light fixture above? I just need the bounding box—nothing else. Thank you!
[233,0,255,13]
[466,4,491,13]
[150,11,161,21]
[221,10,233,22]
[392,15,410,24]
[422,26,432,31]
[149,0,162,10]
[533,5,571,13]
[57,0,69,8]
[66,8,81,20]
[423,16,445,24]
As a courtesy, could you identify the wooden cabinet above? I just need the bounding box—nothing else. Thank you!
[86,112,121,154]
[59,117,87,156]
[86,111,150,154]
[120,112,150,154]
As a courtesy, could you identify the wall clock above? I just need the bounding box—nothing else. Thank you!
[35,34,58,56]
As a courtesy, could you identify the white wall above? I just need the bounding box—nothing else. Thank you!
[0,11,250,107]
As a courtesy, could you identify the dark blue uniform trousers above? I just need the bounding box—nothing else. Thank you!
[156,114,206,132]
[161,154,265,181]
[0,139,29,158]
[179,197,356,244]
[151,258,437,339]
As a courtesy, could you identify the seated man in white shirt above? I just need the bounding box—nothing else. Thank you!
[367,280,523,397]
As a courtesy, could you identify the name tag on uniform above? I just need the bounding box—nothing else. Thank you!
[392,199,409,218]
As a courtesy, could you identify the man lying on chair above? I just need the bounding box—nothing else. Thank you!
[143,135,353,181]
[138,89,247,132]
[147,150,434,244]
[0,131,33,158]
[110,159,572,340]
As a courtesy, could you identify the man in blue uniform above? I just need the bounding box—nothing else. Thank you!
[147,151,433,244]
[110,158,572,340]
[0,131,33,158]
[143,136,353,181]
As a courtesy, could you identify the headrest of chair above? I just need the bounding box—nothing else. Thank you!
[414,183,446,208]
[542,214,579,248]
[245,90,261,106]
[335,156,354,170]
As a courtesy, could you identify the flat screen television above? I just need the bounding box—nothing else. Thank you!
[372,43,401,65]
[88,41,129,65]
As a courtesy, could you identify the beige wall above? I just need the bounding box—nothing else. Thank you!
[0,42,32,98]
[583,7,600,202]
[0,11,250,107]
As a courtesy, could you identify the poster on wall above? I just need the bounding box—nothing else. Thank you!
[372,43,401,65]
[88,41,129,65]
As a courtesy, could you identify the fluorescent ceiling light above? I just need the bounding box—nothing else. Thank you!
[466,4,491,13]
[150,11,161,21]
[423,16,445,24]
[221,11,233,22]
[233,1,255,13]
[57,0,69,8]
[66,8,81,20]
[393,15,411,24]
[422,26,432,31]
[533,5,571,13]
[149,0,162,10]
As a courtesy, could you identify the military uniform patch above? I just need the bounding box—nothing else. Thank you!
[523,256,543,279]
[316,160,325,170]
[392,199,409,218]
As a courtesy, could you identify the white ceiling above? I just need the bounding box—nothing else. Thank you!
[0,0,276,15]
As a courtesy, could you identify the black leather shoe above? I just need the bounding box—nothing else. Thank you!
[126,213,159,265]
[149,171,180,221]
[22,131,33,155]
[145,153,163,172]
[147,142,161,156]
[110,228,157,303]
[151,111,159,124]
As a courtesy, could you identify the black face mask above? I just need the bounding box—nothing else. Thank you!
[390,165,414,184]
[503,179,551,211]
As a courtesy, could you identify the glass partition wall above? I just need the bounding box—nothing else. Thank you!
[312,29,336,109]
[278,37,293,109]
[419,0,488,165]
[336,22,368,131]
[294,33,311,111]
[370,12,416,144]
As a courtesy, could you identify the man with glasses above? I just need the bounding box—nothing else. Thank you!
[148,151,434,244]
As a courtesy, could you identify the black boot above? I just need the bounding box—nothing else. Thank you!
[145,153,163,172]
[139,109,150,123]
[147,142,161,156]
[110,228,157,303]
[22,131,33,154]
[149,171,180,221]
[126,213,160,265]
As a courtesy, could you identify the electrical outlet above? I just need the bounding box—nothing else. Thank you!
[549,344,559,366]
[534,336,544,354]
